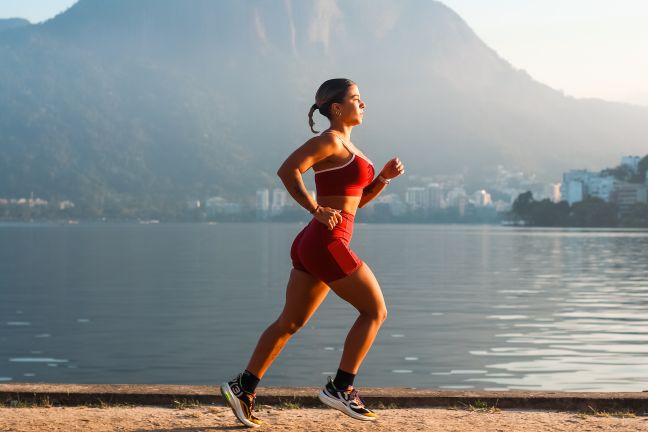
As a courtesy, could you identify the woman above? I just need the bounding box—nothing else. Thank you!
[221,78,405,427]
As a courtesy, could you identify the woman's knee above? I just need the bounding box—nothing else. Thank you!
[361,305,388,323]
[380,306,388,322]
[276,315,307,335]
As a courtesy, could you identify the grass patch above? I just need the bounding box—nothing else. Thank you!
[172,398,202,410]
[276,399,302,410]
[374,401,399,409]
[84,399,135,409]
[4,396,53,408]
[3,397,135,409]
[583,405,637,418]
[457,399,501,413]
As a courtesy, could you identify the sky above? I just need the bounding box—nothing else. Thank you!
[0,0,75,23]
[441,0,648,106]
[1,0,647,106]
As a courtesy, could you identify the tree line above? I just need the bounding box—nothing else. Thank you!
[511,156,648,228]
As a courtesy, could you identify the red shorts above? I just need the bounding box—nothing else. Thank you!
[290,210,363,283]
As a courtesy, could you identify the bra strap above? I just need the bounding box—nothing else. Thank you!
[321,130,353,154]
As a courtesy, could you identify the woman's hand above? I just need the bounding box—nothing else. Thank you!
[313,206,343,230]
[380,157,405,180]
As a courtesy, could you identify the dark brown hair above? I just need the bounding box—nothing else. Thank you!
[308,78,356,133]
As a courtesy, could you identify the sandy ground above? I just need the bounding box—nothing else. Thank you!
[1,406,647,432]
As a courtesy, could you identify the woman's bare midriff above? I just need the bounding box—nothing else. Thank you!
[317,195,361,215]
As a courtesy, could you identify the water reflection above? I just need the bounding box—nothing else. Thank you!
[462,229,648,391]
[1,223,647,390]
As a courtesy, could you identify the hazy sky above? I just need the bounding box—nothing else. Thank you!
[1,0,647,106]
[441,0,648,106]
[0,0,74,23]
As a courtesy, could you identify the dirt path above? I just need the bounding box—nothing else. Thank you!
[1,406,647,431]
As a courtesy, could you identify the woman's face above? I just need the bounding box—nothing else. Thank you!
[335,84,365,126]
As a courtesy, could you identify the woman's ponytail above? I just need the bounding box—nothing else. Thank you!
[308,103,319,134]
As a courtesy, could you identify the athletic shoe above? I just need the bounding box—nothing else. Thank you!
[318,376,377,421]
[220,373,262,428]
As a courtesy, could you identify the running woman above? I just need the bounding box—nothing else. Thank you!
[221,78,405,427]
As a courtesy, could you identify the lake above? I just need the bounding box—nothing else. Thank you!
[1,222,647,391]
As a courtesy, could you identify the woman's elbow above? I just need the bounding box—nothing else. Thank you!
[277,166,299,179]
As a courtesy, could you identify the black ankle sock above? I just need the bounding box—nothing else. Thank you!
[333,368,356,390]
[240,369,260,394]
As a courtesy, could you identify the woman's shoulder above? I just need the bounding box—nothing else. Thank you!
[304,131,343,152]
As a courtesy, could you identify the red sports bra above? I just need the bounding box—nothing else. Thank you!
[314,131,375,197]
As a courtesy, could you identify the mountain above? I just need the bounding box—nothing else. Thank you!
[0,18,30,32]
[1,0,646,218]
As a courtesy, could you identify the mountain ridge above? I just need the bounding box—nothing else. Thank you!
[0,18,31,31]
[0,0,646,217]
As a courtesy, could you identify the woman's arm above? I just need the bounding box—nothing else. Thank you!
[358,177,388,208]
[276,135,338,213]
[359,157,405,208]
[277,166,319,213]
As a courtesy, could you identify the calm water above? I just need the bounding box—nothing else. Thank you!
[1,222,648,391]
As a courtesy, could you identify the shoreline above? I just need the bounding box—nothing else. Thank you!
[2,383,648,413]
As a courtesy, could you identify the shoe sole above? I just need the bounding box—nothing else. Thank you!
[318,390,377,421]
[220,382,261,428]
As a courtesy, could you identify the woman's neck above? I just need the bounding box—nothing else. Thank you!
[326,123,353,142]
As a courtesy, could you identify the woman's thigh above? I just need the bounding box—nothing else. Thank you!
[278,268,330,327]
[327,262,387,318]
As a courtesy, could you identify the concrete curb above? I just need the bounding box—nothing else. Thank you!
[1,384,648,414]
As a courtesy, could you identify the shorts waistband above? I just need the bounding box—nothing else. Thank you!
[309,209,355,223]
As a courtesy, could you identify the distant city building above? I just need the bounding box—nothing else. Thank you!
[541,183,561,203]
[621,156,641,172]
[370,193,407,216]
[18,195,48,207]
[271,188,288,216]
[564,180,584,205]
[58,200,75,210]
[560,170,616,204]
[472,190,492,207]
[405,187,428,209]
[256,189,270,219]
[587,176,616,202]
[610,182,648,215]
[446,187,468,208]
[186,199,201,209]
[427,183,444,209]
[206,196,241,216]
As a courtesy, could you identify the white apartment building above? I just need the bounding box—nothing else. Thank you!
[405,186,428,209]
[271,188,288,216]
[256,189,270,219]
[564,180,584,205]
[611,182,648,214]
[560,170,616,205]
[587,176,616,202]
[427,183,444,209]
